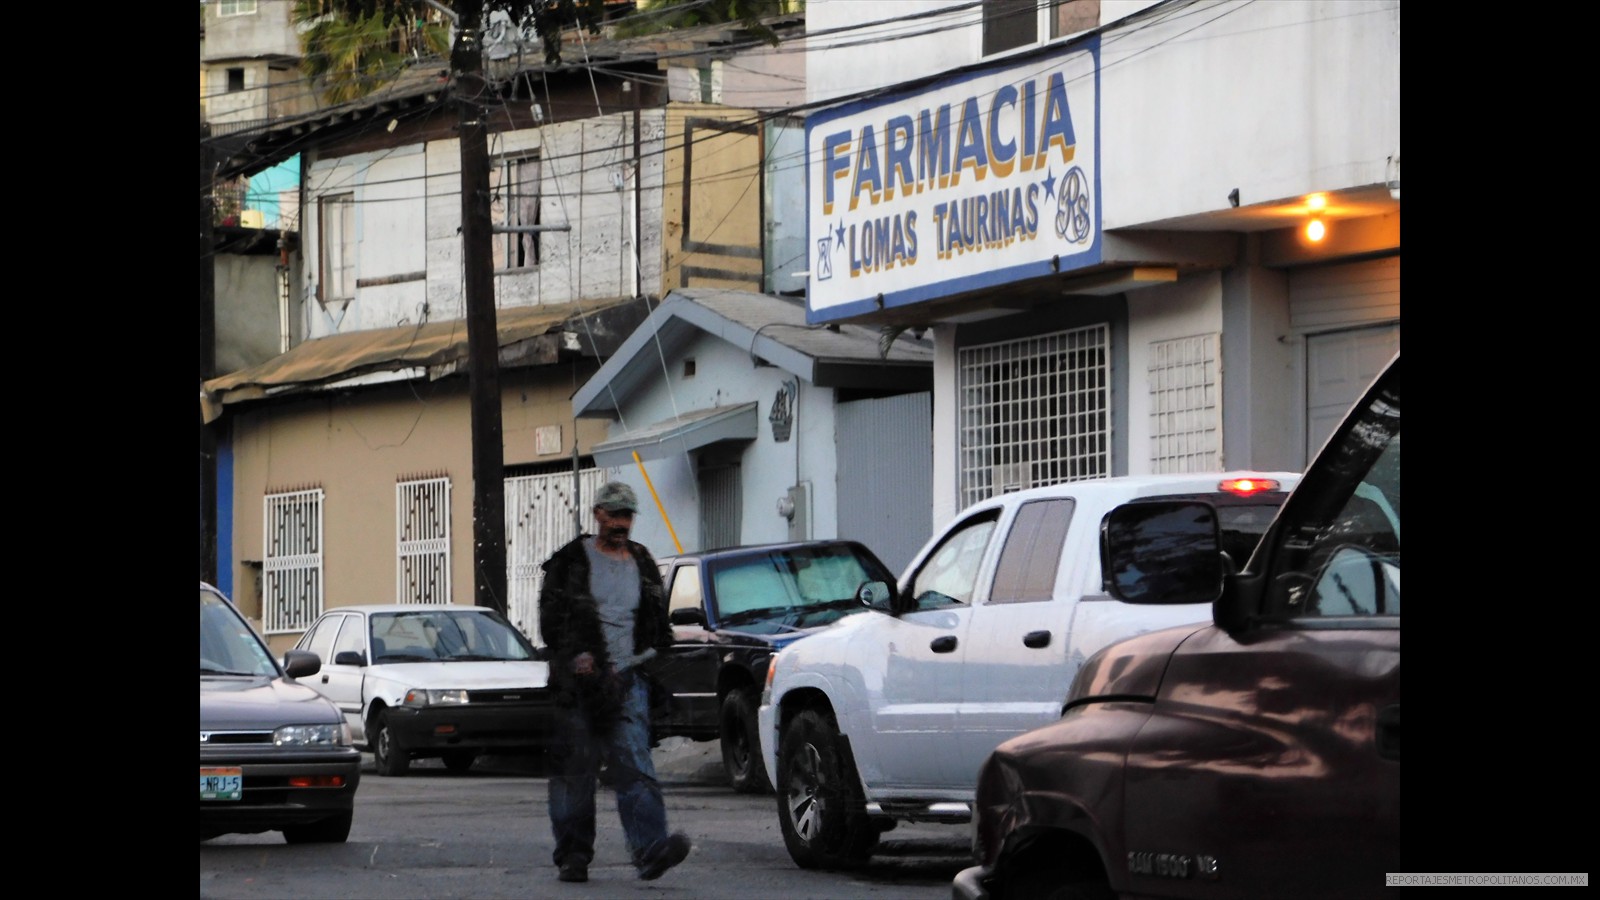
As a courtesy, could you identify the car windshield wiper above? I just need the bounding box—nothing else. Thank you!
[375,653,433,662]
[440,653,510,662]
[719,606,796,626]
[200,665,258,676]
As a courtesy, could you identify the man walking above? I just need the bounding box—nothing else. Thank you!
[538,481,691,883]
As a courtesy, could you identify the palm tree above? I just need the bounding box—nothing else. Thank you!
[294,0,452,104]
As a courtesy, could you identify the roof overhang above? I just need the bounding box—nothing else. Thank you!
[201,298,646,423]
[590,403,759,468]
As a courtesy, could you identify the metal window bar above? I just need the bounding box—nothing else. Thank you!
[505,468,605,643]
[1148,334,1220,473]
[262,488,324,635]
[957,324,1109,509]
[397,476,452,605]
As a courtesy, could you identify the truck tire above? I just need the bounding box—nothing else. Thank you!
[371,708,410,776]
[776,708,877,869]
[720,687,773,794]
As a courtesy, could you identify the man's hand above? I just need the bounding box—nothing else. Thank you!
[572,651,596,676]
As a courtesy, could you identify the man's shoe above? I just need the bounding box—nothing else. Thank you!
[637,833,691,881]
[558,862,588,883]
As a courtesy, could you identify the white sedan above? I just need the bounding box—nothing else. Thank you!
[293,604,557,775]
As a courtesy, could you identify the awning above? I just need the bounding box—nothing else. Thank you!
[591,403,759,468]
[200,300,637,424]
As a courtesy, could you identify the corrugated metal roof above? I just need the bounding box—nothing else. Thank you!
[201,299,634,423]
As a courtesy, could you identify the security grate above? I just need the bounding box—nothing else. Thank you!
[397,475,451,605]
[957,324,1109,509]
[263,488,324,635]
[506,468,605,644]
[1148,334,1221,472]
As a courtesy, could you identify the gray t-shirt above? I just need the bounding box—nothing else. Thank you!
[583,538,654,672]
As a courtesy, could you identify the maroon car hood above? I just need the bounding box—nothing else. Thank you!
[1070,622,1209,702]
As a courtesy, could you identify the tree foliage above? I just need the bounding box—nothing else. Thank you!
[294,0,451,104]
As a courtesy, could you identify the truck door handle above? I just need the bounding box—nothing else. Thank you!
[930,636,958,653]
[321,674,330,684]
[1023,630,1051,648]
[1377,704,1399,760]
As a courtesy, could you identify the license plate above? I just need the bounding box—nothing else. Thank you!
[201,766,243,801]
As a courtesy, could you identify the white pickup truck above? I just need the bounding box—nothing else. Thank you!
[756,472,1299,870]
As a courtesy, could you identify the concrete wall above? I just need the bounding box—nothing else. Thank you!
[593,331,840,560]
[230,363,610,655]
[300,110,669,338]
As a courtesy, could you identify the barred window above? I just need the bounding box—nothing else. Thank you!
[397,475,452,605]
[1148,334,1220,473]
[263,488,324,635]
[218,0,258,17]
[958,324,1109,509]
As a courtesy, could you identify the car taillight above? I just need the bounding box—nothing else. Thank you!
[1219,477,1279,495]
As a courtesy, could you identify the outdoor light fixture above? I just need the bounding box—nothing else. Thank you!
[1304,193,1328,243]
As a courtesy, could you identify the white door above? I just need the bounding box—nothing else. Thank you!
[1305,326,1399,465]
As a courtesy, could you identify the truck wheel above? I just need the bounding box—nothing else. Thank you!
[720,688,773,794]
[371,708,410,776]
[776,708,877,869]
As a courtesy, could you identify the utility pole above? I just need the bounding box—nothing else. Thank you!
[454,0,509,615]
[200,111,218,586]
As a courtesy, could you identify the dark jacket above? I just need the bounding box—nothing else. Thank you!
[538,534,671,708]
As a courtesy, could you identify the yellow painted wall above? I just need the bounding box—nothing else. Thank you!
[228,363,607,655]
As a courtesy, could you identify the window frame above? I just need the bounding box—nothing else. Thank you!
[491,153,542,271]
[218,0,259,18]
[318,192,355,305]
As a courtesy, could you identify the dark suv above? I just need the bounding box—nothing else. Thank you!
[956,354,1399,899]
[650,540,897,793]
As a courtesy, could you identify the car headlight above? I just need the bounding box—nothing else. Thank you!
[401,688,470,708]
[274,723,352,747]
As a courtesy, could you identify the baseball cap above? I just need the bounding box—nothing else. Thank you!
[595,481,639,513]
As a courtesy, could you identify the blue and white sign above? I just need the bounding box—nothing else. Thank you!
[806,38,1100,323]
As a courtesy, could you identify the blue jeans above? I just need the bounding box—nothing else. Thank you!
[548,669,668,869]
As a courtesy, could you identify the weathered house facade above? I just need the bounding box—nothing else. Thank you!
[202,11,816,651]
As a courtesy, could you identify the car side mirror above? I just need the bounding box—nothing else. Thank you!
[669,606,707,627]
[857,580,893,610]
[1100,500,1224,606]
[333,650,365,667]
[283,648,322,679]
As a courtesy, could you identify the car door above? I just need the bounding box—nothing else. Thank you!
[863,511,997,790]
[954,497,1079,780]
[652,561,720,736]
[311,613,369,740]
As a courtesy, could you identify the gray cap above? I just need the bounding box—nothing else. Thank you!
[594,481,639,513]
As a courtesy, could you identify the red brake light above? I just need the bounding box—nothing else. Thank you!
[1219,477,1279,495]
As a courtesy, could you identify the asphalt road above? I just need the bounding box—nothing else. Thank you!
[200,738,973,899]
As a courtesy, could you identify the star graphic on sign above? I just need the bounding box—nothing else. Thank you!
[1040,168,1057,204]
[835,220,846,248]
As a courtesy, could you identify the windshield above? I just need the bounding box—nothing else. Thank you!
[200,588,279,678]
[709,545,892,630]
[369,609,538,662]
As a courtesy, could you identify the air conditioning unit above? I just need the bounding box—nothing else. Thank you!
[239,209,266,229]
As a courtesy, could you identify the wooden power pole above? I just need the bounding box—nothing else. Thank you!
[454,0,509,615]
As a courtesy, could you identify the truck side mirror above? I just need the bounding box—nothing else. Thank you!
[669,606,708,627]
[1100,500,1224,606]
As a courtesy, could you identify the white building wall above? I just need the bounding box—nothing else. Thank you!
[1124,273,1225,475]
[930,325,960,532]
[1101,0,1400,228]
[302,110,668,339]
